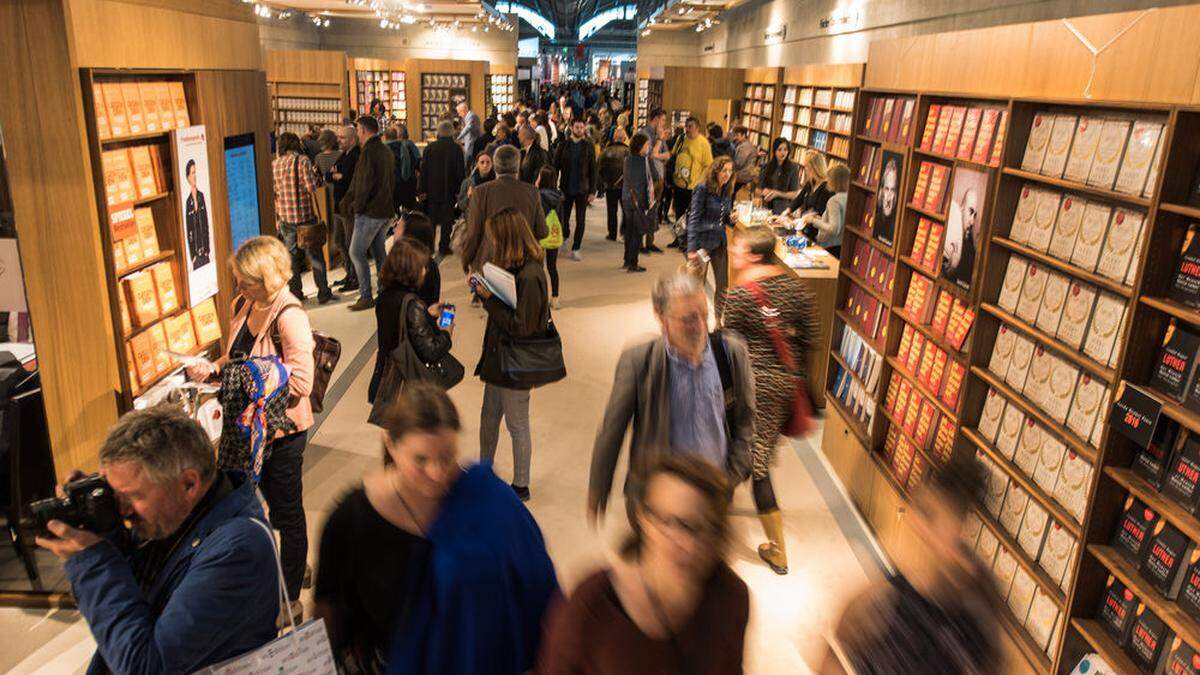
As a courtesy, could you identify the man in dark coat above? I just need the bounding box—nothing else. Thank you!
[517,125,550,185]
[551,118,599,259]
[328,125,360,290]
[418,120,467,257]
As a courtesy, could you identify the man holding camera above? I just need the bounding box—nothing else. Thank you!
[36,407,279,674]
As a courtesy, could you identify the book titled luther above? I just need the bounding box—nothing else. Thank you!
[1098,574,1138,642]
[1165,435,1200,514]
[1111,495,1157,562]
[1139,519,1194,599]
[1170,225,1200,309]
[1126,603,1173,674]
[1150,322,1200,401]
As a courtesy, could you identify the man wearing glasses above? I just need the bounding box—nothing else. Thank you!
[588,273,754,525]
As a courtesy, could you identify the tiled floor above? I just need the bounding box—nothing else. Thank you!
[2,207,880,674]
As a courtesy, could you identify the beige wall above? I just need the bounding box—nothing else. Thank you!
[640,0,1199,68]
[259,16,519,66]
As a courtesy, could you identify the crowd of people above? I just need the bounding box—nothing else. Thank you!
[30,79,1001,675]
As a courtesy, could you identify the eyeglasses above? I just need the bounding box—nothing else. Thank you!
[643,505,713,539]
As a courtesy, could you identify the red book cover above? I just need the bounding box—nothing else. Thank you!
[866,98,884,137]
[883,425,899,462]
[845,286,860,318]
[931,290,954,335]
[907,332,927,373]
[922,222,945,271]
[872,253,890,291]
[989,111,1008,166]
[929,349,949,396]
[856,245,874,278]
[905,275,929,316]
[957,108,983,160]
[902,393,922,436]
[912,162,932,207]
[947,299,976,351]
[917,342,938,389]
[915,401,937,448]
[899,100,916,144]
[932,107,953,154]
[932,417,956,463]
[920,105,942,151]
[972,109,1000,164]
[862,195,877,232]
[866,249,882,286]
[910,218,931,263]
[893,436,915,484]
[885,260,896,295]
[857,145,875,183]
[942,107,967,157]
[878,99,895,140]
[907,450,927,490]
[897,325,915,365]
[924,164,950,213]
[894,379,913,421]
[884,371,901,412]
[850,241,867,276]
[940,360,966,409]
[888,99,907,143]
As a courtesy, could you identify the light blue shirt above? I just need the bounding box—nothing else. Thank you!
[666,340,728,468]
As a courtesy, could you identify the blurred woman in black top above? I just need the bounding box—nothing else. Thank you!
[757,137,800,214]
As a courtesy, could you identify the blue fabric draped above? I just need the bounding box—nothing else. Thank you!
[385,464,560,675]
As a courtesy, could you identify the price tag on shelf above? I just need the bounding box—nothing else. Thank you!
[1109,381,1163,449]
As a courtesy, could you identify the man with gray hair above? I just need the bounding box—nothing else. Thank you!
[588,272,754,522]
[36,406,279,673]
[418,119,467,257]
[456,100,481,164]
[458,144,548,273]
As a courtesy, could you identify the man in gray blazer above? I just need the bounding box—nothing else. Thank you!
[456,101,481,164]
[589,273,755,522]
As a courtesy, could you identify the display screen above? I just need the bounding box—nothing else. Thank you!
[223,133,261,252]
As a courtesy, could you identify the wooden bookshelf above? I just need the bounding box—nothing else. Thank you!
[740,69,780,152]
[778,64,862,166]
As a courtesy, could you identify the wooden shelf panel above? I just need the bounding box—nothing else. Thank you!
[825,391,872,448]
[835,308,886,356]
[974,503,1067,608]
[970,366,1098,465]
[906,202,947,222]
[115,249,175,279]
[1106,466,1200,545]
[980,303,1116,384]
[1070,619,1140,675]
[851,179,878,194]
[886,355,958,422]
[843,268,892,308]
[962,426,1083,539]
[1002,167,1152,208]
[991,237,1133,299]
[867,444,913,501]
[1161,202,1200,220]
[123,304,189,341]
[1156,394,1200,438]
[843,223,889,254]
[1142,295,1200,328]
[912,147,997,173]
[101,130,171,147]
[891,307,968,366]
[1089,544,1200,653]
[133,192,171,207]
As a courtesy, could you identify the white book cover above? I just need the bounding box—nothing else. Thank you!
[1063,116,1104,183]
[1013,418,1044,476]
[1033,435,1067,495]
[1046,196,1086,262]
[996,404,1026,460]
[1021,113,1053,173]
[1018,500,1051,561]
[963,510,984,550]
[1025,588,1060,651]
[979,387,1008,443]
[1142,126,1166,199]
[983,457,1010,517]
[976,520,1001,566]
[1053,452,1092,522]
[1114,120,1163,195]
[1069,202,1113,272]
[1036,271,1070,336]
[1040,114,1078,178]
[999,482,1031,535]
[1007,566,1038,623]
[1086,118,1132,189]
[1023,345,1055,409]
[1038,521,1075,586]
[993,545,1020,598]
[1067,375,1108,445]
[1006,334,1036,392]
[1026,189,1062,253]
[1010,185,1040,244]
[1082,292,1126,365]
[1046,357,1080,425]
[1056,282,1097,350]
[998,257,1029,313]
[1096,208,1145,283]
[1016,264,1048,324]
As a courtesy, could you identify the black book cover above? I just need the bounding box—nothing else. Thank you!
[1165,637,1200,675]
[1133,419,1182,489]
[1139,519,1194,599]
[1165,435,1200,514]
[1177,550,1200,622]
[1150,323,1200,401]
[1188,167,1200,207]
[1098,575,1138,642]
[1125,603,1173,674]
[1170,226,1200,309]
[1112,496,1157,562]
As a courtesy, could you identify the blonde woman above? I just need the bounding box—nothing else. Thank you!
[187,235,316,616]
[798,162,850,258]
[786,149,831,218]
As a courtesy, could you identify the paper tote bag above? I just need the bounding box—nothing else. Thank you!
[192,519,335,675]
[498,319,566,387]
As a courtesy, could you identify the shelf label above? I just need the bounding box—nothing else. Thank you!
[1109,382,1163,448]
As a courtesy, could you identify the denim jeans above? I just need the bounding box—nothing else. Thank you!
[278,220,330,298]
[351,214,390,301]
[479,384,532,487]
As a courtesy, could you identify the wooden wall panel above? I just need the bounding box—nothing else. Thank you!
[68,0,262,70]
[865,4,1200,104]
[0,0,120,477]
[662,67,745,125]
[782,63,863,88]
[265,49,346,85]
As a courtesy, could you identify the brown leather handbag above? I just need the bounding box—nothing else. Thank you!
[292,155,329,250]
[270,306,341,414]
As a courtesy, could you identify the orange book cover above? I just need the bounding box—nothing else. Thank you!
[910,218,930,264]
[120,82,145,135]
[124,272,160,326]
[902,393,922,436]
[103,150,136,204]
[883,425,899,461]
[941,361,965,409]
[108,200,138,241]
[898,100,916,143]
[903,276,924,315]
[169,82,190,126]
[907,333,926,373]
[149,323,175,374]
[897,325,915,365]
[917,341,938,387]
[884,373,901,412]
[957,107,983,160]
[942,107,967,157]
[972,109,1000,164]
[911,162,932,207]
[191,297,222,345]
[922,222,945,271]
[932,106,953,154]
[915,400,937,448]
[166,313,198,354]
[135,208,159,258]
[118,288,132,337]
[931,291,953,336]
[150,262,179,315]
[929,349,949,396]
[932,417,955,463]
[892,437,915,484]
[92,83,112,140]
[130,332,157,385]
[124,226,145,267]
[948,302,975,351]
[920,105,942,151]
[138,82,161,132]
[148,145,167,194]
[989,111,1008,166]
[101,150,122,206]
[125,344,138,388]
[895,380,913,421]
[113,239,128,275]
[129,146,158,199]
[154,83,176,130]
[102,83,128,137]
[924,164,949,213]
[907,452,927,489]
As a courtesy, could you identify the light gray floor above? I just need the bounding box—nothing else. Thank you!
[2,206,877,674]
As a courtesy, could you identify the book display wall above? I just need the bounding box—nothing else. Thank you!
[355,70,407,122]
[636,78,662,130]
[80,72,223,408]
[420,73,470,141]
[271,95,340,136]
[486,73,515,114]
[741,80,778,151]
[780,84,855,162]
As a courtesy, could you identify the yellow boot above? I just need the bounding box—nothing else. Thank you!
[757,509,788,575]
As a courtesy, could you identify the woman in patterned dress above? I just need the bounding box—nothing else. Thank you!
[723,225,817,575]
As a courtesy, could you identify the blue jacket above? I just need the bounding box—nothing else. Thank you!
[687,184,732,253]
[65,471,279,675]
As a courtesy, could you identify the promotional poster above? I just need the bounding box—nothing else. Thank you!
[174,125,217,306]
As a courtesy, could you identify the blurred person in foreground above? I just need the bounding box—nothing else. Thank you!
[539,455,749,674]
[819,458,1002,675]
[36,407,278,674]
[723,225,818,575]
[589,272,753,523]
[315,383,559,674]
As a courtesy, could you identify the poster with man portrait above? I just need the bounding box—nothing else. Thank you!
[174,125,217,306]
[942,167,988,291]
[873,150,903,246]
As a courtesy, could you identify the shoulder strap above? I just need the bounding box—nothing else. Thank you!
[268,301,307,354]
[746,282,798,372]
[709,331,734,411]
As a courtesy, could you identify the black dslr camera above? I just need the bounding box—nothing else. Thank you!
[24,474,121,534]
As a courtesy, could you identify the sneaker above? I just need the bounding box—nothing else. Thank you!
[511,484,531,502]
[646,245,664,254]
[317,291,338,305]
[626,265,647,273]
[605,234,617,241]
[569,250,582,261]
[348,298,375,311]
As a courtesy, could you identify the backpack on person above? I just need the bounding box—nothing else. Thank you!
[540,209,564,250]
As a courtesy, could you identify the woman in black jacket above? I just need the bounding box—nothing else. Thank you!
[471,208,550,502]
[620,132,657,272]
[758,137,800,215]
[368,238,453,404]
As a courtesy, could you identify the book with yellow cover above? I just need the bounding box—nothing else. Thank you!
[924,165,950,214]
[130,332,157,386]
[910,219,930,262]
[123,227,144,267]
[138,82,161,132]
[125,344,138,388]
[922,222,944,272]
[149,323,174,375]
[118,288,131,334]
[942,107,967,158]
[957,107,982,160]
[941,360,966,410]
[928,350,949,398]
[129,146,158,199]
[919,105,942,151]
[897,325,915,366]
[102,83,128,137]
[989,112,1009,166]
[917,342,938,387]
[165,313,198,354]
[102,150,137,205]
[191,297,222,345]
[931,106,953,154]
[120,82,145,135]
[113,239,128,275]
[972,109,1000,165]
[123,272,160,326]
[931,290,954,336]
[907,333,926,373]
[154,83,176,130]
[150,262,179,314]
[914,401,937,449]
[169,82,190,126]
[108,201,138,243]
[92,83,112,140]
[134,208,159,258]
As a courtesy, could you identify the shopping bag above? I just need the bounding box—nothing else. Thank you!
[192,519,336,675]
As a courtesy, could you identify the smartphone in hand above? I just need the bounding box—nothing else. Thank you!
[438,303,456,329]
